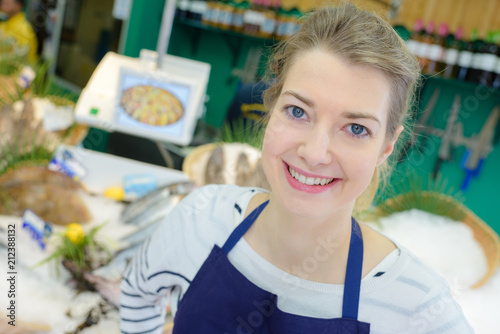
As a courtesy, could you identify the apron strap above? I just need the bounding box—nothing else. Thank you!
[222,200,270,254]
[342,217,364,320]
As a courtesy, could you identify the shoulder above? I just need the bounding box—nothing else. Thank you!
[362,247,473,333]
[372,244,455,297]
[397,245,453,289]
[400,248,473,332]
[11,13,35,32]
[143,185,253,280]
[162,184,258,245]
[178,184,251,219]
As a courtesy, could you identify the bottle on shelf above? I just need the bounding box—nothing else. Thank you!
[457,32,476,81]
[218,0,234,30]
[209,0,223,27]
[243,1,261,35]
[202,0,215,25]
[477,31,499,87]
[176,0,191,19]
[425,22,448,75]
[465,29,483,83]
[259,0,277,39]
[441,27,463,79]
[493,31,500,89]
[231,0,247,32]
[418,21,436,72]
[405,19,425,67]
[276,6,295,38]
[188,1,208,21]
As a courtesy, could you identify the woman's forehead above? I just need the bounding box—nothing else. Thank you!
[280,50,392,121]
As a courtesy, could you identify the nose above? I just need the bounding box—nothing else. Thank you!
[297,127,333,167]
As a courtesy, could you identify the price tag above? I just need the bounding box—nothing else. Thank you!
[21,210,53,250]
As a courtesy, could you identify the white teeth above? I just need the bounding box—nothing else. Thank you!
[288,166,335,186]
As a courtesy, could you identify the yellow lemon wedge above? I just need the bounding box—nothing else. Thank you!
[65,223,85,245]
[104,186,125,201]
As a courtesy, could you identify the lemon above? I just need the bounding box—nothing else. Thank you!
[65,223,85,245]
[104,186,125,201]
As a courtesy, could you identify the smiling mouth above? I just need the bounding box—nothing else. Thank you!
[287,165,336,186]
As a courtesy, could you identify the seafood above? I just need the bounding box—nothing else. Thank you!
[121,181,194,226]
[0,166,80,189]
[204,145,225,184]
[0,166,91,225]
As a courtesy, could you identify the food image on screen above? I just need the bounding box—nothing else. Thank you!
[121,85,184,126]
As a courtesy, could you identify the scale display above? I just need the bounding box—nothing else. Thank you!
[116,70,192,139]
[75,52,210,146]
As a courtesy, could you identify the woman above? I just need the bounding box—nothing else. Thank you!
[120,3,473,333]
[0,0,38,63]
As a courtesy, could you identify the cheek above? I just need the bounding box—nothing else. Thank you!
[262,113,296,155]
[263,112,288,147]
[341,144,380,181]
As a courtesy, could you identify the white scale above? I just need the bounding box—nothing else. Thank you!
[75,0,211,147]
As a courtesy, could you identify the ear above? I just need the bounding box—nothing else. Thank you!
[377,125,404,166]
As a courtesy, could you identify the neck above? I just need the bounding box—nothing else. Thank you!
[248,192,355,283]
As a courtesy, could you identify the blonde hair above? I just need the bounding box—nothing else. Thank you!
[262,2,421,211]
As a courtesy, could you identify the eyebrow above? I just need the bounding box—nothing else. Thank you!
[282,90,315,108]
[341,111,381,125]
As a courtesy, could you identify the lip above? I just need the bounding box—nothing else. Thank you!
[283,161,341,194]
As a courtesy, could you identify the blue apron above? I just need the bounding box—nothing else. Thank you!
[173,200,370,333]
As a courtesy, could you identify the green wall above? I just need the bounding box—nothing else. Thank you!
[391,77,500,233]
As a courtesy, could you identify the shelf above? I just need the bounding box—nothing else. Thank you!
[173,17,280,68]
[174,17,279,44]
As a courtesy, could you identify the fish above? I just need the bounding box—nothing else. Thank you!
[0,166,80,190]
[121,181,194,226]
[204,145,225,184]
[0,167,91,225]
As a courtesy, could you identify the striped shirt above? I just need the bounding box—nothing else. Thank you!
[120,184,474,334]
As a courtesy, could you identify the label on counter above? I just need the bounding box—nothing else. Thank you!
[22,210,53,250]
[123,174,157,199]
[48,147,87,181]
[16,66,36,90]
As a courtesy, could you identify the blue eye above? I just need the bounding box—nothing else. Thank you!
[351,124,364,135]
[291,106,304,118]
[346,124,370,138]
[285,106,307,120]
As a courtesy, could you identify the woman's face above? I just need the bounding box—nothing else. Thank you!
[262,49,401,219]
